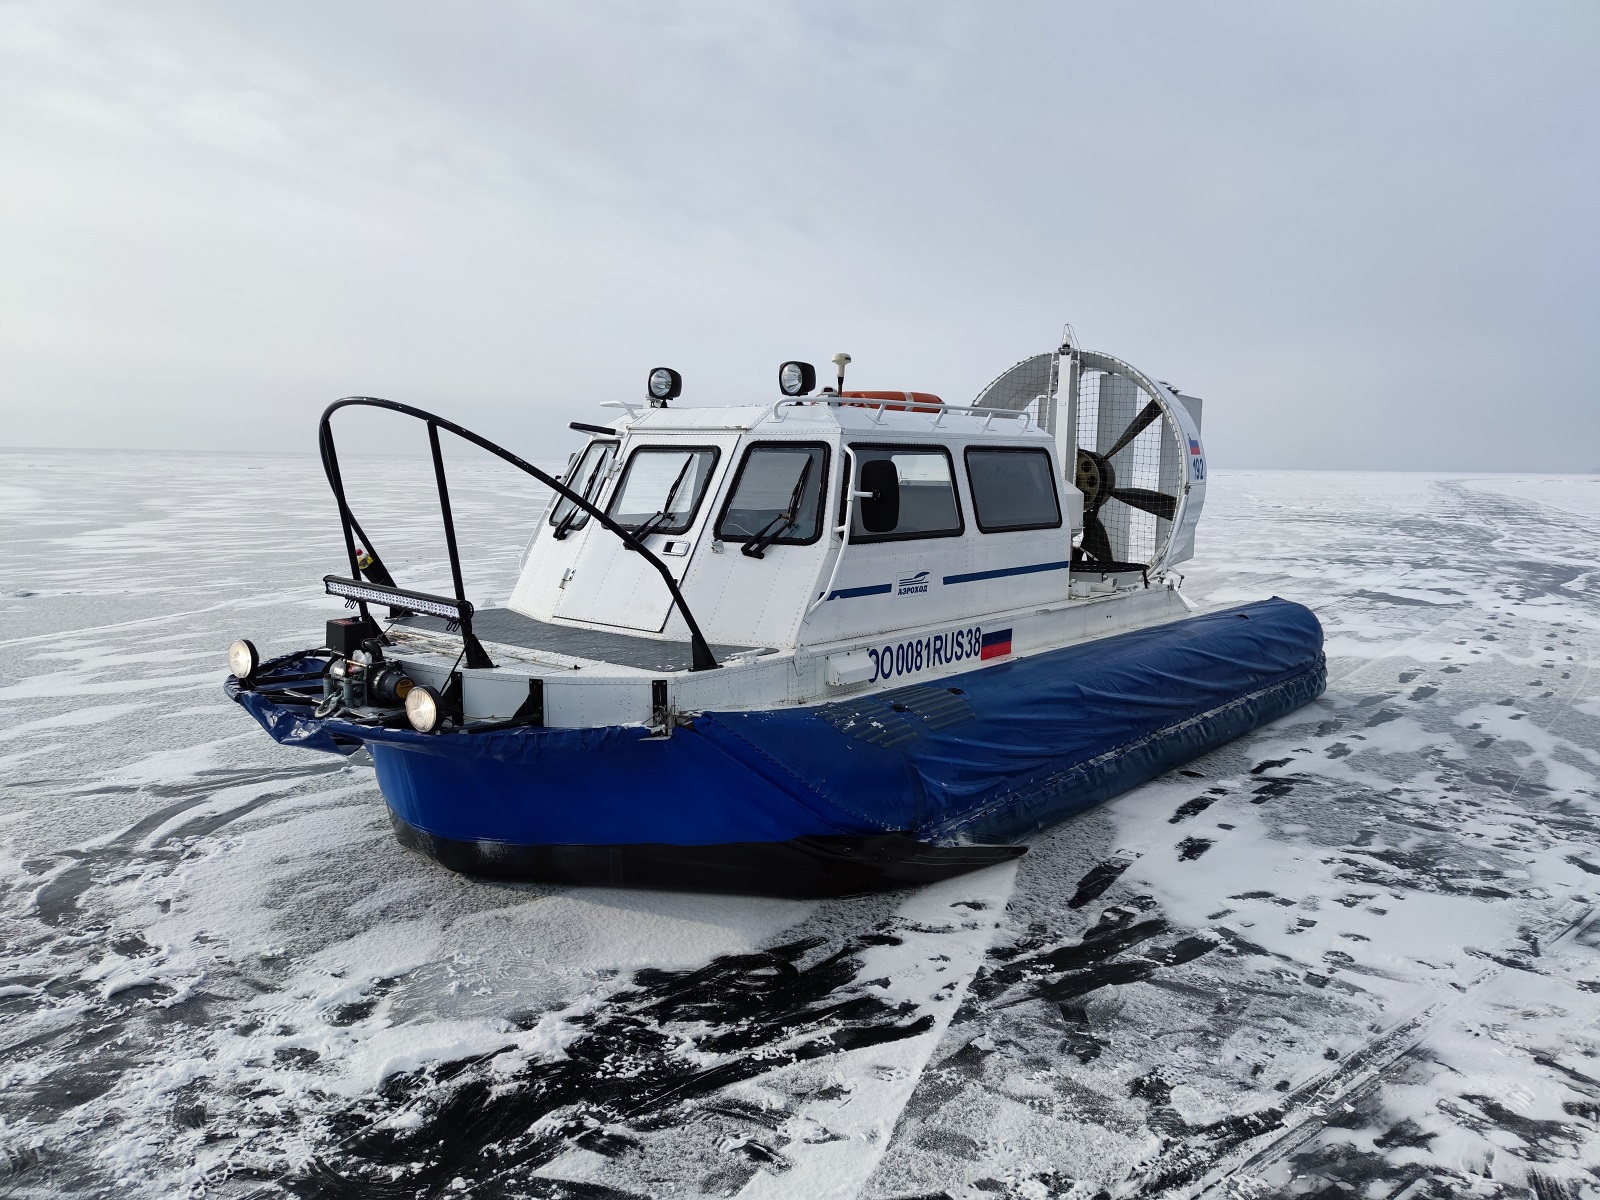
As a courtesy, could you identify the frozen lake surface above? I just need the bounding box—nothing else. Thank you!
[3,450,1600,1199]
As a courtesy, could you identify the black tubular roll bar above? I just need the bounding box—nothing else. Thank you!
[317,396,721,672]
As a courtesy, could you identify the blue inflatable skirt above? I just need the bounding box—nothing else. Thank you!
[229,598,1325,896]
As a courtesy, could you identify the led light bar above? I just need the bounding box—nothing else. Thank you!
[323,575,473,623]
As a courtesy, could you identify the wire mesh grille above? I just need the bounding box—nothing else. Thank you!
[1073,370,1180,568]
[972,352,1055,412]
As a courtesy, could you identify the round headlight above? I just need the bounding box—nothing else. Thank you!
[228,639,259,681]
[778,361,816,397]
[405,685,443,733]
[647,367,682,401]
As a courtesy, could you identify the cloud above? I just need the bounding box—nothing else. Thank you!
[1,0,1596,468]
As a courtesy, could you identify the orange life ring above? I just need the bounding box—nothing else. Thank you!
[839,390,944,414]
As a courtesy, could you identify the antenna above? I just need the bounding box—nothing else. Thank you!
[831,352,851,396]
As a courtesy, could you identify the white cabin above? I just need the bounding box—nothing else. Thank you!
[512,399,1090,653]
[385,353,1207,728]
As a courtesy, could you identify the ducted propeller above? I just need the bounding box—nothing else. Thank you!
[974,345,1203,574]
[1073,399,1179,565]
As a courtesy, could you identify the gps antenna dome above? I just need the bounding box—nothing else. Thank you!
[830,352,851,396]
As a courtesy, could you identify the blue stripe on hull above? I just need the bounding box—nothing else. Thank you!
[229,598,1325,890]
[942,559,1072,586]
[822,582,893,601]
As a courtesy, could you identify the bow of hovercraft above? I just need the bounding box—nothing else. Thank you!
[225,347,1325,897]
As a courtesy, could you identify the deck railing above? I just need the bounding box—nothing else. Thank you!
[317,397,720,673]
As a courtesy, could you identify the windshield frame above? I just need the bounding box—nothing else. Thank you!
[605,444,722,536]
[548,438,619,533]
[963,445,1062,533]
[838,442,966,544]
[713,441,831,547]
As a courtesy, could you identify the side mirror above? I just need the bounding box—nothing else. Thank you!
[857,459,900,533]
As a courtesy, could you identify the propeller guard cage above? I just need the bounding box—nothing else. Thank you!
[1069,350,1205,576]
[969,346,1206,577]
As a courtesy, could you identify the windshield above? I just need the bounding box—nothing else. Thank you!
[549,440,618,533]
[606,446,720,535]
[716,444,827,544]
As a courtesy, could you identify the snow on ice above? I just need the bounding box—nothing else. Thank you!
[2,451,1600,1198]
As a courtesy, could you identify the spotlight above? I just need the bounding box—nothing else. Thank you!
[646,367,682,407]
[228,639,259,682]
[405,685,444,733]
[778,361,816,397]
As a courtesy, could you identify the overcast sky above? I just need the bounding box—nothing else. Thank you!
[2,1,1596,469]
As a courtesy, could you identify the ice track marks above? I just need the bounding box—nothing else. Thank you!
[287,935,937,1198]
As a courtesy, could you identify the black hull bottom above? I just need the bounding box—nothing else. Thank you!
[389,811,1027,898]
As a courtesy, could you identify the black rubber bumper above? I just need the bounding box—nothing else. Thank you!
[389,811,1026,899]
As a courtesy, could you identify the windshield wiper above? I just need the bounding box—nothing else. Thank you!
[741,458,813,559]
[551,459,610,540]
[622,455,695,551]
[551,503,583,540]
[552,475,604,540]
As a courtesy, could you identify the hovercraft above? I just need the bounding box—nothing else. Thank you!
[225,339,1324,897]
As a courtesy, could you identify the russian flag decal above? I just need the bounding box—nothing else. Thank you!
[979,627,1013,660]
[1189,439,1201,455]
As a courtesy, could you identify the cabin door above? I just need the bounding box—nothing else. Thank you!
[553,444,720,633]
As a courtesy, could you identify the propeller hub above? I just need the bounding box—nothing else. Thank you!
[1075,448,1115,511]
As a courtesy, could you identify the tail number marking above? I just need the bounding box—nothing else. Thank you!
[868,626,983,684]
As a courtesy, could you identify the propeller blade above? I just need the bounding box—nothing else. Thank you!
[1110,487,1177,521]
[1103,400,1162,459]
[1079,510,1114,563]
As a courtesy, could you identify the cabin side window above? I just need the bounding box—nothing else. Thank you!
[964,447,1062,532]
[549,439,618,535]
[842,444,965,543]
[715,443,829,546]
[606,446,720,536]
